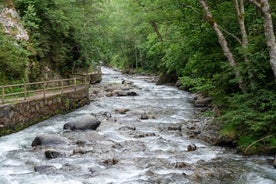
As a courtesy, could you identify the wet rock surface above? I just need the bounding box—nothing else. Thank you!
[63,114,101,131]
[183,116,236,147]
[31,134,70,147]
[34,165,56,172]
[44,149,65,159]
[187,144,197,152]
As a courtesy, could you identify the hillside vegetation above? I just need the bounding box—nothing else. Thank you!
[0,0,103,84]
[0,0,276,154]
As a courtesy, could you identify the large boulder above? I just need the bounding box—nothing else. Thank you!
[31,134,70,147]
[63,114,101,131]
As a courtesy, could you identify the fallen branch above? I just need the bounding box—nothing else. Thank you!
[244,134,274,154]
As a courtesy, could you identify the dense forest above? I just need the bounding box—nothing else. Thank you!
[0,0,276,154]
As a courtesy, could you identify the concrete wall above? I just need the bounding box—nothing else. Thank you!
[0,88,89,136]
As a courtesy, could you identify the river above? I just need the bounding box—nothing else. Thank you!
[0,67,275,184]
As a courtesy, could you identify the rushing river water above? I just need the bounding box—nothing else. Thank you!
[0,67,275,184]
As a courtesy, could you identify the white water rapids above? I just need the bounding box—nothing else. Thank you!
[0,67,275,184]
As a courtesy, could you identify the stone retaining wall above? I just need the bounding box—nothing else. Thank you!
[0,87,89,136]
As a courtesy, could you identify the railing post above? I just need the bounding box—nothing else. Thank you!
[24,82,27,100]
[74,78,77,91]
[2,85,4,104]
[61,80,64,94]
[43,81,46,98]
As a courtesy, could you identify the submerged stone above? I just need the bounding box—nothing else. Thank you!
[34,165,55,172]
[31,134,70,147]
[45,149,65,159]
[187,144,197,152]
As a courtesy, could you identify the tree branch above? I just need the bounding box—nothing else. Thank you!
[218,25,242,45]
[244,134,274,154]
[248,0,262,9]
[149,21,163,42]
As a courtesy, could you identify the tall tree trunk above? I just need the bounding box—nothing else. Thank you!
[234,0,254,85]
[199,0,246,93]
[234,0,249,53]
[249,0,276,82]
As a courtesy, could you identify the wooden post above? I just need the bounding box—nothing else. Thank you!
[74,78,77,91]
[24,82,27,100]
[1,86,4,104]
[43,81,46,98]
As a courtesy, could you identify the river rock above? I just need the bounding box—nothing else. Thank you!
[139,113,149,120]
[194,94,212,107]
[175,80,182,88]
[127,91,138,96]
[168,126,182,131]
[119,126,136,131]
[115,108,130,114]
[34,165,56,172]
[45,149,65,159]
[122,79,134,85]
[101,111,112,120]
[187,144,197,151]
[72,148,92,155]
[174,162,188,168]
[31,134,70,147]
[63,114,101,131]
[102,158,119,166]
[191,159,244,183]
[134,132,156,138]
[112,90,138,96]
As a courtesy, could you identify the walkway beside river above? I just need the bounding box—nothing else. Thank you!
[0,77,88,105]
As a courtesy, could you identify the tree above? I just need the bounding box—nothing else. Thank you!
[199,0,246,93]
[249,0,276,82]
[233,0,257,90]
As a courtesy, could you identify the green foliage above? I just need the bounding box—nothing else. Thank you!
[12,0,105,78]
[180,76,215,94]
[219,89,276,152]
[15,0,73,75]
[0,31,30,84]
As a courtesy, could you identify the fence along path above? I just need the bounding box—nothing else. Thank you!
[1,77,89,105]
